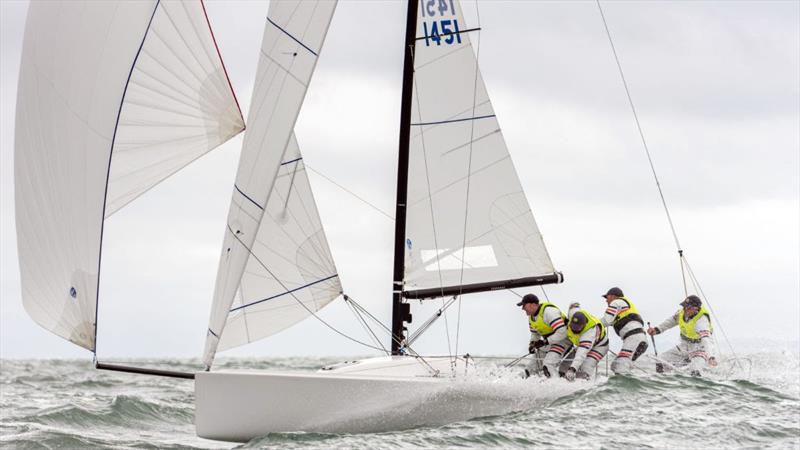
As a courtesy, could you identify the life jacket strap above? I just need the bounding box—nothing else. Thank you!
[622,327,645,340]
[613,313,644,335]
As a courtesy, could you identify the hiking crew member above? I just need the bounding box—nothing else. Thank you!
[518,294,570,379]
[647,295,717,376]
[564,303,609,381]
[601,287,648,374]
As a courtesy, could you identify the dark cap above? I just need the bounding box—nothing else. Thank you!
[570,311,588,332]
[680,295,702,308]
[602,287,624,298]
[516,293,540,307]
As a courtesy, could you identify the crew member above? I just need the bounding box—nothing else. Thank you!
[601,287,648,374]
[518,294,570,379]
[564,303,609,381]
[647,295,717,376]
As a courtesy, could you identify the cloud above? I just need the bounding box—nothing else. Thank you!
[1,0,798,359]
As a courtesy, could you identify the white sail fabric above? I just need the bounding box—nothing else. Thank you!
[216,134,341,352]
[14,0,244,351]
[404,1,555,292]
[203,1,338,366]
[106,0,245,216]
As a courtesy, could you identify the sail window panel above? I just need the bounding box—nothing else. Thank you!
[421,246,498,271]
[14,0,161,351]
[403,0,554,293]
[105,0,245,217]
[204,1,337,367]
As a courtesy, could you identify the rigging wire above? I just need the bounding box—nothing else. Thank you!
[406,48,455,362]
[305,164,395,221]
[596,0,740,364]
[345,297,389,354]
[410,45,454,362]
[225,230,387,354]
[344,294,440,375]
[595,0,682,253]
[407,296,459,346]
[683,255,742,364]
[454,0,484,360]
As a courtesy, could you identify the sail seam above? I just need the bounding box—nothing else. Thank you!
[229,274,339,312]
[94,0,162,354]
[266,17,318,56]
[411,114,495,126]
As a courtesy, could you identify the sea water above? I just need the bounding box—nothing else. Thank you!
[1,351,798,449]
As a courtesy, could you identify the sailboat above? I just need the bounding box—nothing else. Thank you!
[16,0,566,442]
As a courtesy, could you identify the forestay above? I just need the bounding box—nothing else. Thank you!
[203,1,339,367]
[403,0,556,295]
[14,0,244,351]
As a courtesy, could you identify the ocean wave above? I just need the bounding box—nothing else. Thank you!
[1,353,798,449]
[18,395,193,428]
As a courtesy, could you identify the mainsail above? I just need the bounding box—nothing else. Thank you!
[402,0,558,299]
[203,1,339,367]
[14,0,245,351]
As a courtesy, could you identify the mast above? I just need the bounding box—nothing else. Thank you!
[391,0,419,354]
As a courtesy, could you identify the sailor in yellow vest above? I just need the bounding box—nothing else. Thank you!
[600,287,648,374]
[518,294,570,379]
[564,303,609,381]
[647,295,718,376]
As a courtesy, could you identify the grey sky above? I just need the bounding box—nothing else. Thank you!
[1,0,798,360]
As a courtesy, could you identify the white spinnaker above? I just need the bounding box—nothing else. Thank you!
[216,134,341,352]
[404,1,555,292]
[106,0,245,216]
[204,1,338,366]
[14,0,244,351]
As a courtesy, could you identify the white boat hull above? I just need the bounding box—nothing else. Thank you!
[194,356,537,442]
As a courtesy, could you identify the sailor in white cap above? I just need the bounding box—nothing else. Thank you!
[648,295,717,376]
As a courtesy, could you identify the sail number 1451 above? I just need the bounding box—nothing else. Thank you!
[421,0,461,47]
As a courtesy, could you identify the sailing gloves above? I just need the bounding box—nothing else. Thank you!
[529,339,547,353]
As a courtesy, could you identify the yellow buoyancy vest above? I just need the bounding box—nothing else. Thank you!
[567,309,606,346]
[611,296,644,334]
[678,306,713,341]
[527,302,565,338]
[614,296,640,322]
